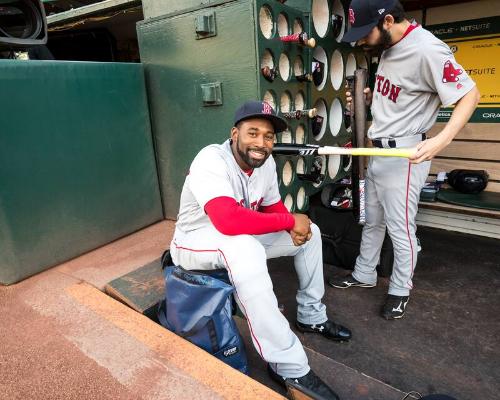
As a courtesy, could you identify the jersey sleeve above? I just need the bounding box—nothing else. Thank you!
[205,197,295,235]
[260,199,290,214]
[421,39,476,107]
[261,156,282,207]
[188,148,235,209]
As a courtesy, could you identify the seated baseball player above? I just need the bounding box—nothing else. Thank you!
[169,100,351,400]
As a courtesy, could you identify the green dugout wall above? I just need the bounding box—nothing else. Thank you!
[0,60,163,285]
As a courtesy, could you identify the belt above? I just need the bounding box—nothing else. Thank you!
[372,133,426,148]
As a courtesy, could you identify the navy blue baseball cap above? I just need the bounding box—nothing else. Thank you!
[234,100,288,133]
[342,0,398,43]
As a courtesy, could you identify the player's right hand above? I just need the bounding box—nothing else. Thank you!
[346,86,372,109]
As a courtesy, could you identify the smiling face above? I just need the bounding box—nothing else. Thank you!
[230,118,275,170]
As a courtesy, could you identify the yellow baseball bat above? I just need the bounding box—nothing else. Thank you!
[319,146,416,158]
[273,144,416,158]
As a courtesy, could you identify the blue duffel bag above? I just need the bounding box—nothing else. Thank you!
[158,252,248,374]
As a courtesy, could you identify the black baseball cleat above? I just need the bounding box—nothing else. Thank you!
[328,274,376,289]
[296,320,352,342]
[381,295,409,320]
[267,364,340,400]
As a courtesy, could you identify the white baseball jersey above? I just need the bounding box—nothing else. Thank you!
[175,139,281,232]
[368,22,476,139]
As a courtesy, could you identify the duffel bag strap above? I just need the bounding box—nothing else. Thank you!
[161,250,174,270]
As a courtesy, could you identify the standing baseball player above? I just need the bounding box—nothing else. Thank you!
[170,100,351,400]
[329,0,480,320]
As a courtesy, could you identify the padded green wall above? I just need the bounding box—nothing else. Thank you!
[0,60,163,285]
[138,0,259,219]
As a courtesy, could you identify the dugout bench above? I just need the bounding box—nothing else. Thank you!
[417,122,500,238]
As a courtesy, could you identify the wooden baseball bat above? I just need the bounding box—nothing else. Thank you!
[279,32,316,48]
[282,108,317,120]
[353,68,368,224]
[272,144,416,158]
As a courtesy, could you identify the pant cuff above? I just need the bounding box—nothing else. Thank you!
[352,268,377,285]
[297,310,328,326]
[276,363,311,379]
[388,287,410,296]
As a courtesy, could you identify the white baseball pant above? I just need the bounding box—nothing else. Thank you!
[353,135,431,296]
[170,223,327,378]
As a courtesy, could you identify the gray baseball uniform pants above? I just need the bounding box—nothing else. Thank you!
[352,136,431,296]
[170,223,327,378]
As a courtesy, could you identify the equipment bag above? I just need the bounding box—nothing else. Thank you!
[158,252,248,374]
[308,198,394,277]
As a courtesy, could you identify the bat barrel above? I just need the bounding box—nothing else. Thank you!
[318,147,416,158]
[282,108,317,120]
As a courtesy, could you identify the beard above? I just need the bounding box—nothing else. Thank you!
[235,138,271,169]
[363,26,392,56]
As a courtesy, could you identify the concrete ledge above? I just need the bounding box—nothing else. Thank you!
[67,281,284,399]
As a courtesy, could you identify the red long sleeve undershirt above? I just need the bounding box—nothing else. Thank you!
[204,196,294,236]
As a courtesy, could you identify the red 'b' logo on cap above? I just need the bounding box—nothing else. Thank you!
[262,101,272,115]
[349,8,355,24]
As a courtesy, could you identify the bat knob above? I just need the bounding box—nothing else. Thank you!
[306,38,316,48]
[308,108,318,118]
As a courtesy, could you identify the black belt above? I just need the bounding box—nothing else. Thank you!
[372,133,426,148]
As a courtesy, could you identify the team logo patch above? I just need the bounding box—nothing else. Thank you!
[262,101,272,115]
[442,60,463,83]
[348,8,355,24]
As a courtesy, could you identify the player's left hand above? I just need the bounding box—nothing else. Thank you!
[291,228,312,246]
[409,135,451,164]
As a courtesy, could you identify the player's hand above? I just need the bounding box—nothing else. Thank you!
[290,231,304,246]
[409,135,451,164]
[291,228,313,246]
[346,86,372,109]
[291,213,311,236]
[290,230,312,246]
[291,214,312,246]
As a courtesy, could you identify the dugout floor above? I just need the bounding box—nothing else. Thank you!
[2,221,498,400]
[242,226,500,400]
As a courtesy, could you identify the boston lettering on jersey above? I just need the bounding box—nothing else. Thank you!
[238,197,264,211]
[375,74,402,103]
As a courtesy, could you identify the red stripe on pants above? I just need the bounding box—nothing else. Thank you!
[405,162,414,289]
